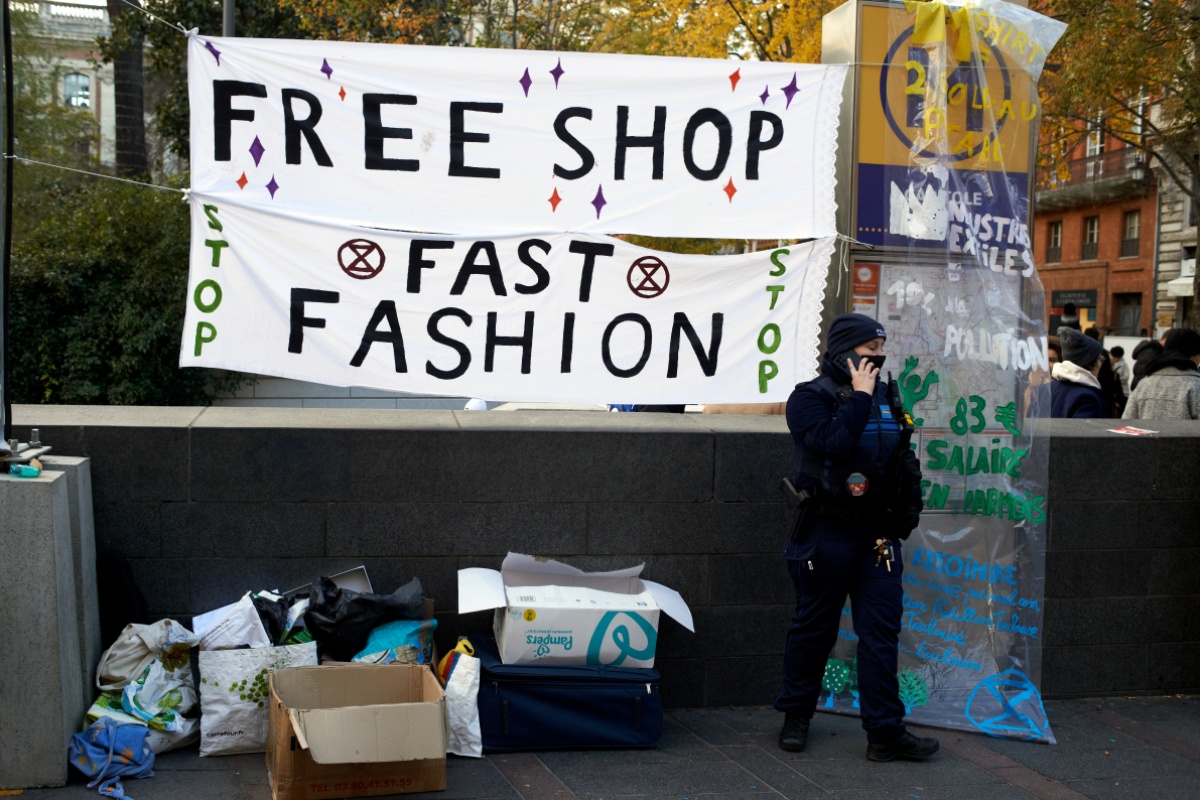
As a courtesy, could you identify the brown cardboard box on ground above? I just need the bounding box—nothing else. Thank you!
[267,664,446,800]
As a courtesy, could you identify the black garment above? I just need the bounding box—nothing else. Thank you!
[1131,339,1164,390]
[775,525,906,743]
[826,313,889,358]
[776,355,923,743]
[1144,349,1200,377]
[784,354,922,542]
[1097,353,1125,418]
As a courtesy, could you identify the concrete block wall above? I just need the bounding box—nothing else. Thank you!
[0,469,86,788]
[1039,418,1200,697]
[9,406,1200,708]
[39,456,102,721]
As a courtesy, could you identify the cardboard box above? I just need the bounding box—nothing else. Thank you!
[267,664,446,800]
[457,553,694,668]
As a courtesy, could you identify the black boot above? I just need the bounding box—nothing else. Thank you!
[778,712,810,752]
[866,731,940,762]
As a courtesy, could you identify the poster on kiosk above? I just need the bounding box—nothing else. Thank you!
[824,0,1065,743]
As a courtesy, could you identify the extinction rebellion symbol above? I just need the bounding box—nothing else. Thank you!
[627,256,669,298]
[338,239,386,280]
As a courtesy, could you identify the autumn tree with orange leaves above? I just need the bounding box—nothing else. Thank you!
[277,0,457,44]
[590,0,841,62]
[1035,0,1200,324]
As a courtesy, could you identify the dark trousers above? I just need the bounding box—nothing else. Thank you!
[775,521,906,743]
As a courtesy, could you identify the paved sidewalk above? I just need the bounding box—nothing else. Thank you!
[21,696,1200,800]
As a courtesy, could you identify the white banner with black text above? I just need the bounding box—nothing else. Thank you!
[180,197,832,403]
[188,35,846,239]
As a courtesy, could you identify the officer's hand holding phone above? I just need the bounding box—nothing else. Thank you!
[847,354,879,395]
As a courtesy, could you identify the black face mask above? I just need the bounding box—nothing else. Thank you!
[834,350,887,376]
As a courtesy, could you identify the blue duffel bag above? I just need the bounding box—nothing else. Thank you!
[468,635,663,752]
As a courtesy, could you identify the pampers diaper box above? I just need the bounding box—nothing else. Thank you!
[457,553,694,667]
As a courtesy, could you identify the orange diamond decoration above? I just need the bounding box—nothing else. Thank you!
[729,68,741,92]
[236,172,248,190]
[549,187,562,211]
[338,86,346,101]
[723,177,737,203]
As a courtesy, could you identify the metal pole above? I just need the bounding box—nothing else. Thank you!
[223,0,234,37]
[1,0,14,442]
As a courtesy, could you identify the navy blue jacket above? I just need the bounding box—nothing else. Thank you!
[785,355,921,524]
[1050,379,1104,419]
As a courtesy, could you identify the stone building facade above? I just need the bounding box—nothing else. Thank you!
[30,0,116,165]
[1152,162,1198,331]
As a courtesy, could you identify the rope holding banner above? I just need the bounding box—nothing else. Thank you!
[3,155,183,195]
[114,0,189,36]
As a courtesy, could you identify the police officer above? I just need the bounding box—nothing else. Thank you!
[775,313,938,762]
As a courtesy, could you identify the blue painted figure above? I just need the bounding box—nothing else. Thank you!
[774,313,939,762]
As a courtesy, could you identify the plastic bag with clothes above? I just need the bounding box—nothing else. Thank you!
[304,576,425,661]
[85,691,197,754]
[96,620,189,692]
[351,618,438,664]
[119,622,200,735]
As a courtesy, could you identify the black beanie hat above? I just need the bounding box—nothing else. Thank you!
[1164,328,1200,358]
[827,313,887,356]
[1058,326,1103,368]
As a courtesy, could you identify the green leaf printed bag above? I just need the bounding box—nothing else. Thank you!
[197,641,317,756]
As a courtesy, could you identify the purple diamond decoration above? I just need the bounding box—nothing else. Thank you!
[591,185,606,219]
[759,85,770,105]
[249,136,265,167]
[519,68,532,97]
[320,58,333,80]
[204,41,222,65]
[781,72,800,109]
[550,58,564,88]
[266,175,280,199]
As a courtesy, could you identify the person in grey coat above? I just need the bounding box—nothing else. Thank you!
[1123,328,1200,420]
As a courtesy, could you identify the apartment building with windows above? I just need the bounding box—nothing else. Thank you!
[28,0,116,164]
[1033,135,1158,337]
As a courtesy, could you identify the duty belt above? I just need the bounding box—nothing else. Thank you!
[815,504,872,524]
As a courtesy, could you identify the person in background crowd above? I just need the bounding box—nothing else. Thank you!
[1131,330,1173,390]
[1059,302,1082,331]
[1084,326,1101,340]
[1025,336,1061,415]
[1123,328,1200,420]
[775,313,936,763]
[1110,346,1132,396]
[1051,327,1105,418]
[1047,335,1062,367]
[1097,349,1126,418]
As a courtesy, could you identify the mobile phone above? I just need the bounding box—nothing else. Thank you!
[835,350,886,373]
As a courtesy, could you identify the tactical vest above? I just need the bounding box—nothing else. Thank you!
[794,375,905,508]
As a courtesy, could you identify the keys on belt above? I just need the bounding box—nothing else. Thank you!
[875,538,894,571]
